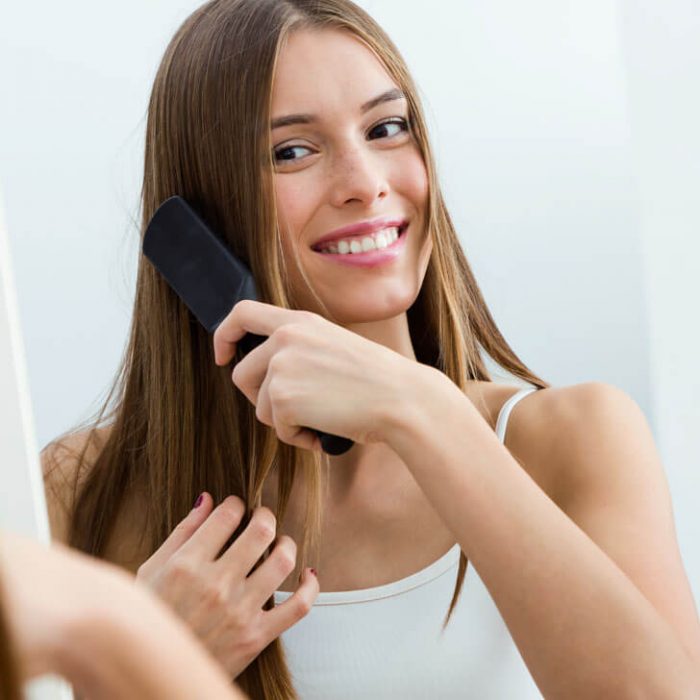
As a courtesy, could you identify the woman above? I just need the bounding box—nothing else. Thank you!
[43,0,700,698]
[0,529,248,699]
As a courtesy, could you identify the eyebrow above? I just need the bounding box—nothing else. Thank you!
[270,88,406,131]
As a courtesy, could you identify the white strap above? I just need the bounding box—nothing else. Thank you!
[495,387,538,444]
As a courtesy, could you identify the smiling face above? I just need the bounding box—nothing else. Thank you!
[270,28,432,325]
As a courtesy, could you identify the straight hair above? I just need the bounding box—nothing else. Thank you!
[46,1,549,697]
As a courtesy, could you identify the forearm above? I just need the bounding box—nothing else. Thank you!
[384,369,699,698]
[57,577,247,700]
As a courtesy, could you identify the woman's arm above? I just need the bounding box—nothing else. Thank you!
[381,372,700,699]
[1,530,248,699]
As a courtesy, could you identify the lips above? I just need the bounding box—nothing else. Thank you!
[311,217,409,251]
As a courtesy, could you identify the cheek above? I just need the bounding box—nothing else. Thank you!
[274,178,313,236]
[395,152,429,208]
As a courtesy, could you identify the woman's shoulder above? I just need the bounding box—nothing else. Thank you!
[489,380,639,507]
[41,425,113,544]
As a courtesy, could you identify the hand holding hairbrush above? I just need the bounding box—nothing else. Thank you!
[143,195,354,456]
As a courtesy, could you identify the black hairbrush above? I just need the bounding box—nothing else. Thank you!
[143,195,354,456]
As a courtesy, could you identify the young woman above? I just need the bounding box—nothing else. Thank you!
[0,530,248,699]
[43,0,700,698]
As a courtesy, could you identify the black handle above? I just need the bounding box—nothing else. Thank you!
[317,432,354,456]
[236,332,354,456]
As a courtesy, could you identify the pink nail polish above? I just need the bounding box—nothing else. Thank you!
[193,493,204,508]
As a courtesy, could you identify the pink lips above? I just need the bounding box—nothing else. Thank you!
[311,217,408,250]
[312,223,409,268]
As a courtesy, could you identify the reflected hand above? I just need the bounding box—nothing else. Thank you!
[136,492,318,678]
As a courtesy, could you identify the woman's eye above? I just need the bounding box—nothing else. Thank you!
[368,118,409,140]
[272,119,408,164]
[273,145,313,163]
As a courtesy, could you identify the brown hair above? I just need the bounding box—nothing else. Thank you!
[46,1,549,697]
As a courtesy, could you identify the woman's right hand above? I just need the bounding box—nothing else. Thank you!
[136,492,318,679]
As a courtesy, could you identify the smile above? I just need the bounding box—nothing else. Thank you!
[316,225,402,255]
[312,224,409,268]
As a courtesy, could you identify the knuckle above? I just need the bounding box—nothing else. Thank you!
[167,554,198,581]
[200,581,228,610]
[267,377,284,403]
[267,355,287,381]
[223,494,245,511]
[270,550,296,579]
[238,627,265,656]
[255,401,268,424]
[274,325,295,344]
[231,361,244,384]
[300,310,319,324]
[291,594,313,618]
[237,299,254,314]
[275,323,306,346]
[249,507,276,541]
[272,536,297,573]
[215,497,245,527]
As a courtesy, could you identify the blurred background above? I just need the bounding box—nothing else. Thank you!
[0,0,698,603]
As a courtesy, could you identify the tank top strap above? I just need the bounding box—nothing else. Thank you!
[495,386,538,444]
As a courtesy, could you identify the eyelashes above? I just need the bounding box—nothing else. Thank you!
[272,117,410,165]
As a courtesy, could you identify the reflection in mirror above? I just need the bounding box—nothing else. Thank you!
[0,188,75,700]
[1,0,699,697]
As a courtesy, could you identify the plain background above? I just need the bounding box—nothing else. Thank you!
[1,0,698,624]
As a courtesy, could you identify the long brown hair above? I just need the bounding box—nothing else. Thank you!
[45,1,549,697]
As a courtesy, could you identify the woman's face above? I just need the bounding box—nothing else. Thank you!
[270,28,431,324]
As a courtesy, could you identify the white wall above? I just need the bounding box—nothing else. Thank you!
[616,0,700,605]
[0,0,696,600]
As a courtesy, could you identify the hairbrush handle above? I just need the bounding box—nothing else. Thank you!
[237,332,354,456]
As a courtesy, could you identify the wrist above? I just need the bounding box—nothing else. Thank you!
[379,362,463,454]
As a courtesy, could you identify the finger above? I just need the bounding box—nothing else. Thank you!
[216,506,277,576]
[232,339,277,409]
[213,300,291,366]
[256,365,316,451]
[177,495,246,563]
[274,421,320,452]
[262,567,319,638]
[252,357,275,426]
[147,492,214,568]
[244,535,297,609]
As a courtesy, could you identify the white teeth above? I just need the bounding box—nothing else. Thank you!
[319,227,401,255]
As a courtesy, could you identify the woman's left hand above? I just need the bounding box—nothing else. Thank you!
[212,300,424,452]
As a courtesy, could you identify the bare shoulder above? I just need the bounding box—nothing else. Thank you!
[508,381,700,667]
[465,380,569,500]
[43,425,152,572]
[41,425,113,544]
[504,381,644,495]
[488,381,647,507]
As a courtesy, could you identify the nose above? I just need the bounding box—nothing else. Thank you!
[327,145,389,208]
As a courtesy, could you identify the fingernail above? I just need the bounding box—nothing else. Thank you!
[310,568,317,577]
[193,493,204,508]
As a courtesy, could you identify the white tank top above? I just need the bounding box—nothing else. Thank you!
[274,386,542,699]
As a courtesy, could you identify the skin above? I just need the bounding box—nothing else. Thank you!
[268,27,442,506]
[1,530,247,699]
[271,28,432,362]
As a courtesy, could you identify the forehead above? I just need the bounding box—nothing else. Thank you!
[271,28,398,114]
